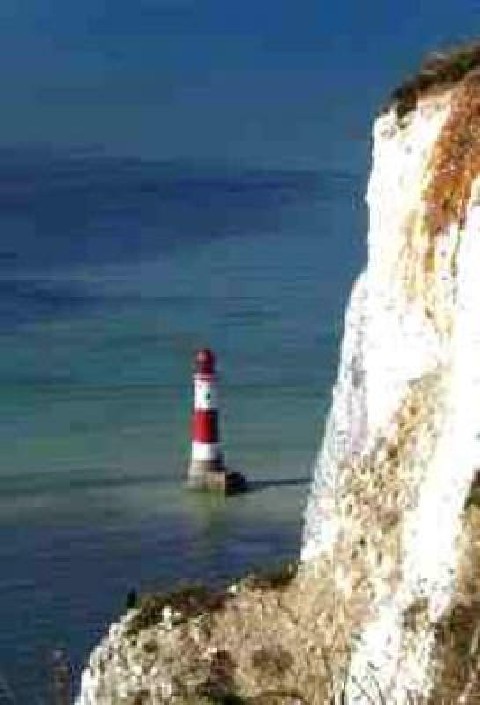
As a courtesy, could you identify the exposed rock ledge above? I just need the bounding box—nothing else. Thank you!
[77,42,480,705]
[76,500,480,704]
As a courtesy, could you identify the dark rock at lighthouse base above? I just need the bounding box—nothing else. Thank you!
[186,467,248,495]
[224,470,249,495]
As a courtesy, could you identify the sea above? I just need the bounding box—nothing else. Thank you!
[0,148,365,702]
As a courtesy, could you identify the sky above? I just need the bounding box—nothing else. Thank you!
[0,0,479,170]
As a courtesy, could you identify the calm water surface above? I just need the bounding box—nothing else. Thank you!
[0,152,365,701]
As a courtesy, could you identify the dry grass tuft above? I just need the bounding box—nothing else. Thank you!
[251,646,294,679]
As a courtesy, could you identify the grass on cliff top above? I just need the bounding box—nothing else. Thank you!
[384,40,480,119]
[242,560,298,591]
[125,560,299,637]
[125,583,228,636]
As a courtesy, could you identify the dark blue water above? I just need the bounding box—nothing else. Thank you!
[0,149,365,702]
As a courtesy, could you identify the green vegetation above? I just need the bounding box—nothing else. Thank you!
[125,560,299,638]
[464,468,480,510]
[243,560,298,591]
[126,583,228,637]
[384,41,480,119]
[464,485,480,510]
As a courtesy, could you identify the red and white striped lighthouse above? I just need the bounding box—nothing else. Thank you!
[188,348,224,484]
[186,347,247,493]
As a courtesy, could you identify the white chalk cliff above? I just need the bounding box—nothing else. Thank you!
[303,55,480,703]
[76,47,480,705]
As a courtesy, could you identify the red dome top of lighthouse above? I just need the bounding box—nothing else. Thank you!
[195,348,216,374]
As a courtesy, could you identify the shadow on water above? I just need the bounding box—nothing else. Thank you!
[246,477,310,492]
[184,477,310,506]
[184,476,310,508]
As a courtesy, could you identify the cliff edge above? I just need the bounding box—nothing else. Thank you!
[76,43,480,705]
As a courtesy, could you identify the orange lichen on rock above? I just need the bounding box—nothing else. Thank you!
[390,49,480,319]
[425,70,480,237]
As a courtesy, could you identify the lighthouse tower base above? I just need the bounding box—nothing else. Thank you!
[186,458,248,495]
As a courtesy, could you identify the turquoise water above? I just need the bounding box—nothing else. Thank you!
[0,155,365,701]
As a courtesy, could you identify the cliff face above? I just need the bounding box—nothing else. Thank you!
[76,46,480,705]
[302,60,480,701]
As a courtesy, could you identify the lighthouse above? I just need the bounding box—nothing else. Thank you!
[187,348,247,494]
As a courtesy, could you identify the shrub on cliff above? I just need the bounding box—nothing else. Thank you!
[126,583,228,637]
[385,40,480,118]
